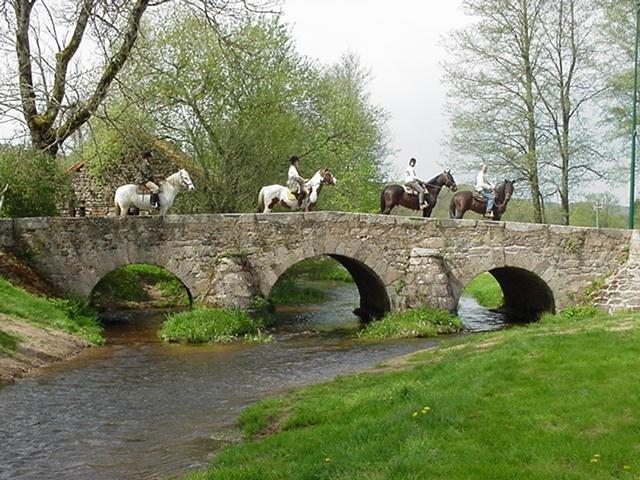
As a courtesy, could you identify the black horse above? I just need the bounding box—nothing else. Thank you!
[449,180,515,220]
[380,170,457,218]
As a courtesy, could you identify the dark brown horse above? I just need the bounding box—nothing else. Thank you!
[380,170,457,218]
[449,180,515,220]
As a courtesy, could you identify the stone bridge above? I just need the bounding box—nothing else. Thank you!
[0,212,637,318]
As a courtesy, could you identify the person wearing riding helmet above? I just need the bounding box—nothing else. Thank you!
[137,150,160,209]
[475,163,495,218]
[287,155,307,203]
[405,157,428,209]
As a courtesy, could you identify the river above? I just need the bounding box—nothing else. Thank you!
[0,284,512,480]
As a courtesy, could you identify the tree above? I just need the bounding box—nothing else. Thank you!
[0,0,276,155]
[535,0,608,225]
[83,14,388,213]
[597,0,636,136]
[444,0,548,223]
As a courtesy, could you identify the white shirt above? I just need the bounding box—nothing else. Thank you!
[475,170,494,192]
[288,165,303,182]
[405,166,419,183]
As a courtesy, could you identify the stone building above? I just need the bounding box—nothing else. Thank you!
[63,137,195,217]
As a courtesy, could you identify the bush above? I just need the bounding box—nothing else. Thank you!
[358,306,462,340]
[0,146,72,217]
[159,307,272,344]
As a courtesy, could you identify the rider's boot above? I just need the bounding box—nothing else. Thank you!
[418,192,427,210]
[151,193,160,209]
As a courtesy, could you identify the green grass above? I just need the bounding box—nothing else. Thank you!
[269,278,328,305]
[282,256,354,283]
[464,272,504,308]
[158,307,272,344]
[91,264,191,308]
[0,276,103,345]
[190,306,640,480]
[269,257,354,306]
[0,329,19,355]
[357,307,462,340]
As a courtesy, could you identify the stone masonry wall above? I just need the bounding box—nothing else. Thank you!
[0,213,634,316]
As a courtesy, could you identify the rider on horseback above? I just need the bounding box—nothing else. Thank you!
[475,163,495,219]
[287,155,307,204]
[137,150,160,209]
[405,158,428,209]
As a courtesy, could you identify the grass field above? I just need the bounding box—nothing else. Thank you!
[190,306,640,480]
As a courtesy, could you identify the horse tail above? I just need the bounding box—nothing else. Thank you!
[114,197,121,217]
[449,195,456,219]
[257,188,265,213]
[380,187,387,214]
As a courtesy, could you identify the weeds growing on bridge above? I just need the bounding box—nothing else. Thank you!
[189,306,640,480]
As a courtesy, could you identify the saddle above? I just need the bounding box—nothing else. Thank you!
[472,191,487,203]
[136,184,152,195]
[287,187,309,202]
[402,185,419,196]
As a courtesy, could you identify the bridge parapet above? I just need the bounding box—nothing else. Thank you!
[0,213,634,317]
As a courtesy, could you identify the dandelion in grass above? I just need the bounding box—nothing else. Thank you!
[412,411,418,417]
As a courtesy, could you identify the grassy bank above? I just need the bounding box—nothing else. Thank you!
[0,329,19,355]
[0,276,103,345]
[159,307,272,344]
[91,264,190,309]
[270,257,353,306]
[357,307,462,340]
[464,272,503,308]
[191,306,640,479]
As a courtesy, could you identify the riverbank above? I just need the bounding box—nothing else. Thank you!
[191,306,640,479]
[0,314,91,383]
[0,250,103,384]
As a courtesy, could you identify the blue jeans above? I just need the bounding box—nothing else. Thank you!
[480,190,494,212]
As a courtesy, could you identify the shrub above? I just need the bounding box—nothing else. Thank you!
[0,146,73,217]
[358,306,462,340]
[159,307,271,344]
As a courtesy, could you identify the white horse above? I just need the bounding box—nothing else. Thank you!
[114,169,195,217]
[257,168,337,213]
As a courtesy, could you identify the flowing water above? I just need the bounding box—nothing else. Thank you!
[0,284,512,480]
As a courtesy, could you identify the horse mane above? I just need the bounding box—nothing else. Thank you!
[495,180,510,200]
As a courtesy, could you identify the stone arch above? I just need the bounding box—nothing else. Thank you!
[88,261,194,306]
[261,250,392,320]
[454,266,555,319]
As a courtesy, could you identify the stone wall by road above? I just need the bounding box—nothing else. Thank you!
[0,213,633,317]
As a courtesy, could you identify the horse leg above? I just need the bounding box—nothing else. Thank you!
[119,202,129,218]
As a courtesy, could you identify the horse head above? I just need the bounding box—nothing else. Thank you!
[496,179,515,205]
[179,169,195,191]
[320,168,337,185]
[443,169,457,192]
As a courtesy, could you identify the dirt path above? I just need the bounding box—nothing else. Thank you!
[0,315,90,384]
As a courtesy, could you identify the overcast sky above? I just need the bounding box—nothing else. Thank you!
[282,0,470,181]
